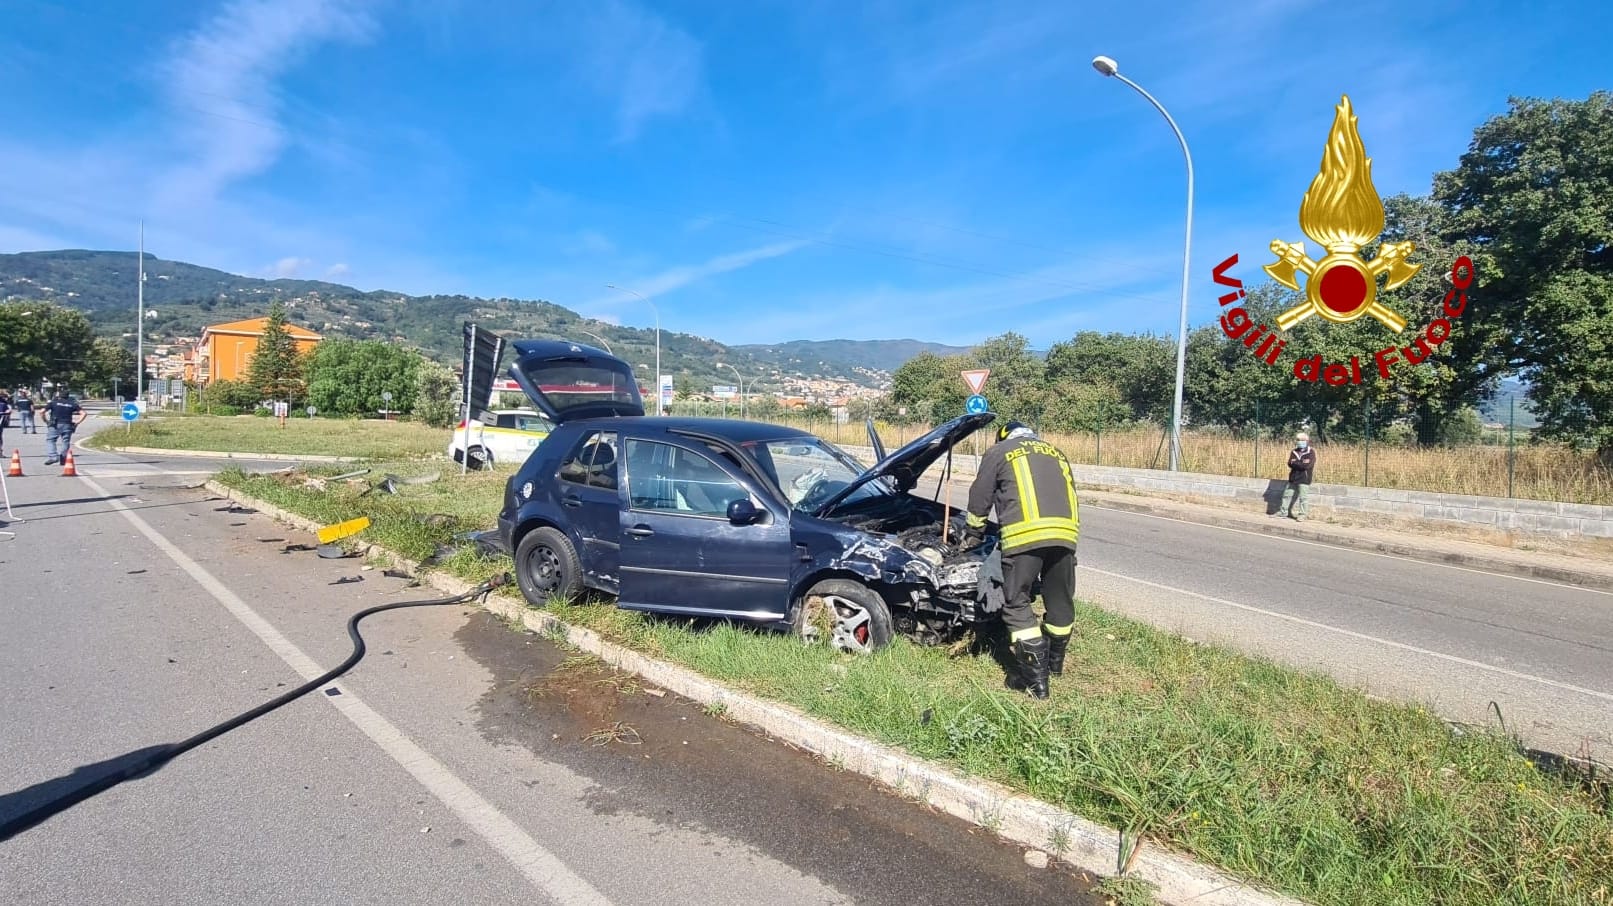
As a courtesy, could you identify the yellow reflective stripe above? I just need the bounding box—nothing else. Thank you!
[1010,626,1045,643]
[1011,454,1039,522]
[1001,526,1078,549]
[1002,517,1078,539]
[1042,622,1074,636]
[1060,458,1079,532]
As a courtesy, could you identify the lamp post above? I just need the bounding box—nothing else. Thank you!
[1093,55,1194,472]
[717,362,746,418]
[578,329,613,353]
[605,284,659,416]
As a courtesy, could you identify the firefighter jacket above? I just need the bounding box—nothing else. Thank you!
[965,436,1079,553]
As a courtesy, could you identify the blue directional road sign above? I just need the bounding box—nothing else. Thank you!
[121,402,140,421]
[966,394,989,415]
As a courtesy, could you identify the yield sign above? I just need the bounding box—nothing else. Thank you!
[961,369,990,395]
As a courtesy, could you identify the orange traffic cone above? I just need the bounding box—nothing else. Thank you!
[60,449,77,477]
[7,449,21,477]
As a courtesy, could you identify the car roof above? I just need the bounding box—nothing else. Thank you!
[560,416,816,444]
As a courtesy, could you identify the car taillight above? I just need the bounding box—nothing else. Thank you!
[457,420,467,429]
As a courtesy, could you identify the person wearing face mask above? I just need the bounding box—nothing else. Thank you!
[1275,432,1317,520]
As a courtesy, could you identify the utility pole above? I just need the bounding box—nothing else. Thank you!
[136,222,145,403]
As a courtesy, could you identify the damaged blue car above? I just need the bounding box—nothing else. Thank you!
[493,339,1001,652]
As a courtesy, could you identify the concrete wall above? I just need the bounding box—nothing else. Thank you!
[841,445,1613,540]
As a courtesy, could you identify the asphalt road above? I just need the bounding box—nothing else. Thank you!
[1,434,1100,904]
[917,480,1613,760]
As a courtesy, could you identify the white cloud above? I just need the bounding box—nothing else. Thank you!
[325,262,351,279]
[571,0,704,141]
[156,0,377,210]
[582,239,810,316]
[268,256,312,277]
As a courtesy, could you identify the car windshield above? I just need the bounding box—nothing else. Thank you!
[742,436,891,513]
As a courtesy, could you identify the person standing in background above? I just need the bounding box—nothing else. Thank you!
[16,389,37,434]
[1275,432,1317,521]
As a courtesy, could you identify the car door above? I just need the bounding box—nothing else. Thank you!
[554,430,622,588]
[617,437,792,620]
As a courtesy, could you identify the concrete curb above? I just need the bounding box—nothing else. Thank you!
[106,446,361,463]
[204,478,1307,906]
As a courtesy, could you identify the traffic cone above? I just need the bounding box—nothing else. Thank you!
[60,449,77,477]
[7,450,21,477]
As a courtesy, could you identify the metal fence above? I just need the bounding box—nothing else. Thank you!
[718,396,1608,506]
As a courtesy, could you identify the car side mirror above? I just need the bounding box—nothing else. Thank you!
[727,498,764,525]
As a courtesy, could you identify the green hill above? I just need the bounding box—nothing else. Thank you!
[0,249,953,392]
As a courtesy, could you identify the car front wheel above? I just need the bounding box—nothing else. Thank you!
[793,579,894,654]
[514,526,583,606]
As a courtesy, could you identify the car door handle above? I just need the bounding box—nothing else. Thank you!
[562,494,582,508]
[626,525,654,538]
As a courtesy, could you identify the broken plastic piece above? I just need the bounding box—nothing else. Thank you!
[316,543,353,559]
[316,516,371,544]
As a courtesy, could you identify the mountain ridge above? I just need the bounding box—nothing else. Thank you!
[0,249,972,390]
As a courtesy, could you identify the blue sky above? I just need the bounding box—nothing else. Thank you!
[1,0,1606,348]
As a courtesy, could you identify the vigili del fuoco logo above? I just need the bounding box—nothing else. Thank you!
[1210,95,1475,386]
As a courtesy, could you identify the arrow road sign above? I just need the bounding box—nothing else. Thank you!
[121,403,139,422]
[966,394,989,415]
[961,369,990,395]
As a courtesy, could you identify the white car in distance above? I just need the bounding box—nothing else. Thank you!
[449,409,555,470]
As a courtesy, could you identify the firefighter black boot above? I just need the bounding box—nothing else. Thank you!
[1046,631,1070,677]
[1012,637,1051,700]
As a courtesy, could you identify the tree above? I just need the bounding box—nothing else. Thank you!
[1045,331,1173,422]
[304,340,422,417]
[248,302,306,401]
[414,359,459,428]
[0,301,96,390]
[1433,92,1613,452]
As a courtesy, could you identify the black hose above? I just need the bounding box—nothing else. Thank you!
[0,573,510,842]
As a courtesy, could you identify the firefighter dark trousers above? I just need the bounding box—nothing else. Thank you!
[1002,546,1077,644]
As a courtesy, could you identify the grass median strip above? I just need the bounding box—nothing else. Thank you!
[218,463,1613,906]
[88,415,449,461]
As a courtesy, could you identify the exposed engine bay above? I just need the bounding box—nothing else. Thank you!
[824,492,1002,645]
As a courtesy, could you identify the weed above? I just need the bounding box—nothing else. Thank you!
[703,700,728,719]
[1093,876,1158,906]
[583,722,642,747]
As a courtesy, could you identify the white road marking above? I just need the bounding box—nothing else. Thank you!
[1085,566,1613,703]
[76,473,614,906]
[1086,503,1613,597]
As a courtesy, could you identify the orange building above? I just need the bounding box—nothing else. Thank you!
[189,317,323,385]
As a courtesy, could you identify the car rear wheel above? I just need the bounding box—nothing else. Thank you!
[793,579,894,654]
[466,446,493,471]
[515,526,582,606]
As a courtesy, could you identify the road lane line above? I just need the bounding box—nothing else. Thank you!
[77,474,613,906]
[1086,504,1613,598]
[1086,566,1613,703]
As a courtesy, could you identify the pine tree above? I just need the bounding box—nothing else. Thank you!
[248,301,305,402]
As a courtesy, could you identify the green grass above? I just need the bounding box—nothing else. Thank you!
[215,465,1613,906]
[86,415,451,461]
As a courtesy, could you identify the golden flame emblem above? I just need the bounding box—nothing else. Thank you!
[1266,96,1419,332]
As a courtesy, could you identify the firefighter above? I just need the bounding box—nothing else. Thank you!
[961,420,1079,699]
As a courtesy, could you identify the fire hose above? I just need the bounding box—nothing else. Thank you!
[0,573,511,842]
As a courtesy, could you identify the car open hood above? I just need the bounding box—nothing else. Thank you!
[812,412,995,518]
[507,339,645,423]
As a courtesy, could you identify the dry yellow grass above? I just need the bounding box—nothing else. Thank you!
[768,416,1613,505]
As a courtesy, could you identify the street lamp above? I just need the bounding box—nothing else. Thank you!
[605,284,660,416]
[578,329,613,353]
[717,362,746,418]
[1093,54,1194,472]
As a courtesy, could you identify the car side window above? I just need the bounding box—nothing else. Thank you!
[496,414,518,428]
[625,440,748,518]
[516,416,551,433]
[558,431,618,489]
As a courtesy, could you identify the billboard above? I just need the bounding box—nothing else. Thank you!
[460,322,507,421]
[712,385,738,400]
